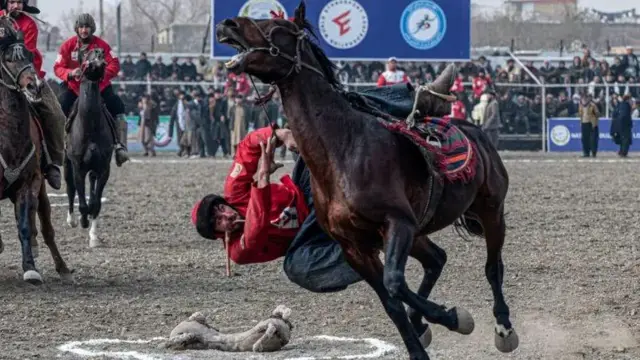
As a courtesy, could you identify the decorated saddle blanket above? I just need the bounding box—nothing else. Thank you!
[379,117,477,183]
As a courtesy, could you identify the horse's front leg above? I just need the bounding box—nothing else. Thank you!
[64,156,78,228]
[88,168,110,248]
[14,188,42,285]
[73,168,89,229]
[383,214,474,335]
[343,247,429,360]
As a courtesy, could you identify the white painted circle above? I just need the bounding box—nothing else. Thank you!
[550,125,571,146]
[319,0,369,49]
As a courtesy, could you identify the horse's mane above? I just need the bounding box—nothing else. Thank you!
[298,20,341,88]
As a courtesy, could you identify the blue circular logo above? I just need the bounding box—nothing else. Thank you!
[400,0,447,50]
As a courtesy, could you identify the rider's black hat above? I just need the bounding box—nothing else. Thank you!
[2,0,40,14]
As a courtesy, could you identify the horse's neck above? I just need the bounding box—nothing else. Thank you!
[0,86,32,154]
[279,76,357,166]
[77,80,103,133]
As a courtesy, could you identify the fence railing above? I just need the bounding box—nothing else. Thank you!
[111,79,640,151]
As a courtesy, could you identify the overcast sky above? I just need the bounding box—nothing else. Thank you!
[39,0,638,28]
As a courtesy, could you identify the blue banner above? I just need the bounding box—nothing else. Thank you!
[211,0,470,61]
[547,118,640,152]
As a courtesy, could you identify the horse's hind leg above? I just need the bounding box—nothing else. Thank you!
[88,168,109,248]
[383,215,472,335]
[407,236,470,348]
[478,206,519,352]
[64,156,78,228]
[14,189,42,285]
[37,183,74,282]
[344,249,429,360]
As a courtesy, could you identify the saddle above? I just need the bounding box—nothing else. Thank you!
[65,98,114,134]
[341,83,476,231]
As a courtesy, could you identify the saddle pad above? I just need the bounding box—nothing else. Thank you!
[380,117,477,183]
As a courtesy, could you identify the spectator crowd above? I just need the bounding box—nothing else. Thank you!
[47,46,640,157]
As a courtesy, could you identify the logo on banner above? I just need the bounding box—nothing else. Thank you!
[400,0,447,50]
[550,125,571,146]
[238,0,287,19]
[319,0,368,49]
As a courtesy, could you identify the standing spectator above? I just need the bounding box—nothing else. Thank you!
[181,57,198,80]
[151,56,168,80]
[196,55,212,78]
[229,94,249,154]
[472,70,489,105]
[611,94,633,157]
[169,91,189,156]
[446,92,467,121]
[621,46,639,79]
[135,52,152,80]
[376,57,409,87]
[120,55,135,79]
[211,91,231,158]
[578,95,600,158]
[482,90,501,148]
[168,57,183,80]
[138,94,159,157]
[193,92,215,158]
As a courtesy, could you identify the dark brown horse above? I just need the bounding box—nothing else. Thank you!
[0,15,73,284]
[216,3,517,359]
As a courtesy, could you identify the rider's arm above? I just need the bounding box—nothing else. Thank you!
[21,17,43,75]
[102,42,121,82]
[376,73,386,87]
[53,41,74,82]
[223,126,274,205]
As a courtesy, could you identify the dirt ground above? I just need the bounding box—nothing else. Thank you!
[0,152,638,360]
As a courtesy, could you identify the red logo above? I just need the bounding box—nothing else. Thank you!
[332,10,351,36]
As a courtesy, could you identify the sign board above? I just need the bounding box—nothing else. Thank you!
[211,0,471,61]
[547,118,640,152]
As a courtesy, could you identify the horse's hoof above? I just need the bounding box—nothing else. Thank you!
[418,325,432,348]
[80,217,89,229]
[452,307,475,335]
[67,213,78,228]
[23,270,43,285]
[32,245,39,258]
[494,325,519,353]
[60,271,75,284]
[89,235,101,248]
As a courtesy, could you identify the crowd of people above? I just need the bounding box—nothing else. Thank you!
[45,46,639,158]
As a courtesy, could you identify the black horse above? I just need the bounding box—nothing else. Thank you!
[64,48,113,248]
[0,15,73,284]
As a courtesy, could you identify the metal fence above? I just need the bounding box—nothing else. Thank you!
[112,79,639,151]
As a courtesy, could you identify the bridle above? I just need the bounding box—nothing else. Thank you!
[0,16,36,95]
[79,49,106,81]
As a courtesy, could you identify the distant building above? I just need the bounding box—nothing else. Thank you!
[504,0,577,21]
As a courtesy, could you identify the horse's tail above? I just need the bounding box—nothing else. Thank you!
[83,143,98,164]
[452,213,484,241]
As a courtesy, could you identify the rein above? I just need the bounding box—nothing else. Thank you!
[241,17,326,133]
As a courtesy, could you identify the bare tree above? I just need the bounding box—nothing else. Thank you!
[129,0,209,33]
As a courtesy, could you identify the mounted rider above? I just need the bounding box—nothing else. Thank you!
[53,13,129,166]
[0,0,67,189]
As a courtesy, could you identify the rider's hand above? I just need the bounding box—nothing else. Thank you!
[275,128,298,152]
[71,68,82,80]
[257,135,283,188]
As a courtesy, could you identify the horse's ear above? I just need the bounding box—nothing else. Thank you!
[293,1,306,28]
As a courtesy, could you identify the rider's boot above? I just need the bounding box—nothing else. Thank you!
[44,165,62,190]
[107,113,129,167]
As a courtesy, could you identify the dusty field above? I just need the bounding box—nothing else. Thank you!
[0,152,639,360]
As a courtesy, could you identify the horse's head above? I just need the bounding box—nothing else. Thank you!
[0,14,42,102]
[414,64,458,118]
[81,48,106,82]
[216,1,331,85]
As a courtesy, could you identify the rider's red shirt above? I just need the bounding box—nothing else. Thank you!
[54,35,120,95]
[0,11,44,78]
[222,126,310,265]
